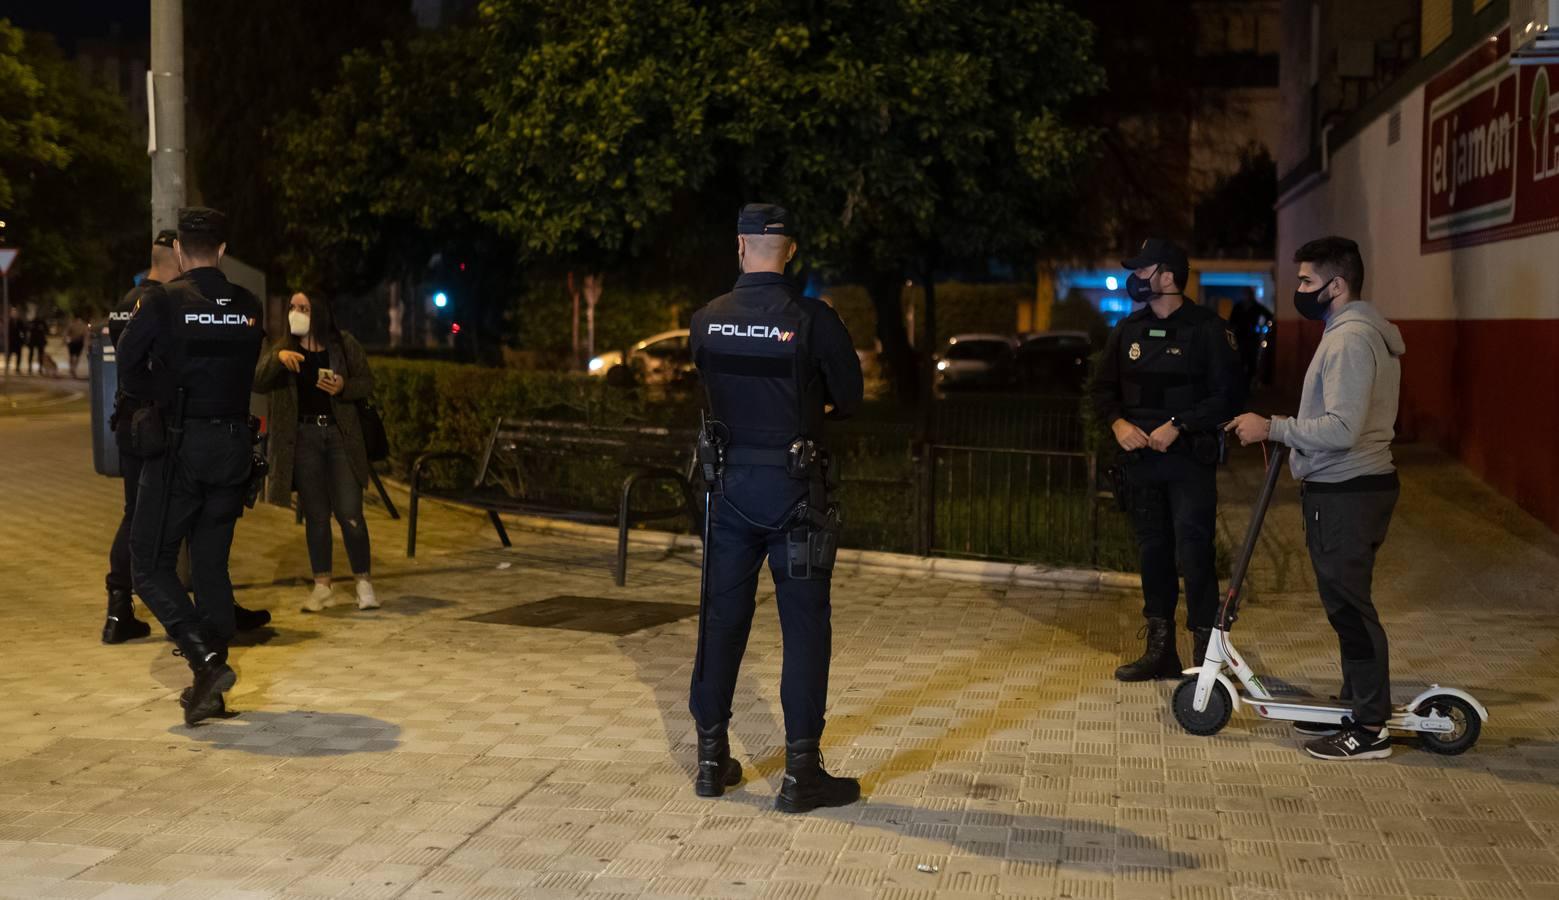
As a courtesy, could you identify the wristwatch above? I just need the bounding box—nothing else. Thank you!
[1169,416,1186,432]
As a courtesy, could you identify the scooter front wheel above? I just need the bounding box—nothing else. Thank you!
[1415,694,1482,755]
[1172,675,1232,736]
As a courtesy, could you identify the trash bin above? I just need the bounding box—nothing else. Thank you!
[88,323,120,477]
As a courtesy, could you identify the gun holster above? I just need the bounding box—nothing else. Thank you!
[786,502,841,581]
[245,417,268,509]
[128,403,169,458]
[1190,430,1227,466]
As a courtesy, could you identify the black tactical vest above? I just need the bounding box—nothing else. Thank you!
[1118,315,1208,421]
[160,272,263,419]
[693,292,815,451]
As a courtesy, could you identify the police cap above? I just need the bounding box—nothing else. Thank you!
[1121,238,1188,281]
[153,229,177,248]
[736,203,794,238]
[177,207,228,244]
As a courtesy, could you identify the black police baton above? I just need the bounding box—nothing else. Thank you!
[693,413,725,682]
[150,387,188,560]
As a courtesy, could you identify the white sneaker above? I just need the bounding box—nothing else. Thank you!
[302,583,334,613]
[355,580,380,610]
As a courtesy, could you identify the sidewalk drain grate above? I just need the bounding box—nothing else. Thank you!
[463,595,697,635]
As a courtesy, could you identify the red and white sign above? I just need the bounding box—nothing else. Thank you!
[0,249,16,275]
[1422,29,1559,253]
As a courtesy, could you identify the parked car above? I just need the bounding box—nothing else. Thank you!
[1015,330,1092,393]
[588,329,693,385]
[934,334,1019,390]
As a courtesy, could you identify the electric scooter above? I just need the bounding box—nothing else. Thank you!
[1172,444,1488,755]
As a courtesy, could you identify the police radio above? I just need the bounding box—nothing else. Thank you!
[696,414,728,487]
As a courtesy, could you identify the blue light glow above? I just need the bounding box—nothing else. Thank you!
[434,292,448,308]
[1105,276,1118,291]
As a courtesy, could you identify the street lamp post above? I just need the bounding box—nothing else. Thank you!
[150,0,186,236]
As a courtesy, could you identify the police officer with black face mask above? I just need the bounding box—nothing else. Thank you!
[688,203,864,813]
[119,207,264,725]
[1092,238,1244,682]
[102,232,270,646]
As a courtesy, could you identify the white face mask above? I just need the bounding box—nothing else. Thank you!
[288,311,310,337]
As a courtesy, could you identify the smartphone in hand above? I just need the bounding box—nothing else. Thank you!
[317,367,335,384]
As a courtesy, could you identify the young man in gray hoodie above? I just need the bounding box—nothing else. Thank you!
[1227,237,1406,761]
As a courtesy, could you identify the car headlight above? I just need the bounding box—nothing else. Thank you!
[936,360,949,371]
[588,357,606,372]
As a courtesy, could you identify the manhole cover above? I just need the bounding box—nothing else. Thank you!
[464,596,697,635]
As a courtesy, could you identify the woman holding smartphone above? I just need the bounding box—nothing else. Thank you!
[254,291,380,612]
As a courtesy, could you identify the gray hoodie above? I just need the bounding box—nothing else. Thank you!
[1269,301,1405,483]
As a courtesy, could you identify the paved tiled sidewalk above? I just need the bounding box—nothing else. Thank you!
[1,406,1557,899]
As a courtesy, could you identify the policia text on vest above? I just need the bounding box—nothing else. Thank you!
[686,203,865,814]
[1091,239,1246,683]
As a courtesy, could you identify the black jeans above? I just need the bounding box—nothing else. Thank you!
[1302,481,1399,727]
[1121,449,1219,631]
[130,420,252,643]
[690,466,830,743]
[294,422,371,576]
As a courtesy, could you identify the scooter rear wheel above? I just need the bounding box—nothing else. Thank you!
[1415,694,1481,755]
[1172,676,1232,736]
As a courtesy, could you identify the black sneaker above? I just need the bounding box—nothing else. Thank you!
[1304,723,1391,761]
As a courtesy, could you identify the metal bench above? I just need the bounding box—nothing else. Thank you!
[407,417,700,585]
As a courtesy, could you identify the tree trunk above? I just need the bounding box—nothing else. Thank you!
[583,273,603,361]
[866,268,918,406]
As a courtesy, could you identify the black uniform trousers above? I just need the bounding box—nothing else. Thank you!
[1301,483,1398,727]
[690,465,831,743]
[1120,448,1218,631]
[106,449,144,594]
[130,420,252,644]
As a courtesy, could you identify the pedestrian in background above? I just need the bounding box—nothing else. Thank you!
[66,312,89,378]
[26,313,47,375]
[254,291,380,613]
[4,307,20,373]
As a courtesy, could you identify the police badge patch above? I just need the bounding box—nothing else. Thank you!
[1226,329,1237,351]
[1128,341,1141,361]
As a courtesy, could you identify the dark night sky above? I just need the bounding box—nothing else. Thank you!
[2,0,150,52]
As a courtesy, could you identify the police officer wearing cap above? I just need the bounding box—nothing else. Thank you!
[100,229,181,644]
[1092,238,1244,682]
[120,207,264,725]
[688,203,864,813]
[101,232,270,646]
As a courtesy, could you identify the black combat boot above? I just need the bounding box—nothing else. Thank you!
[1192,628,1213,667]
[174,630,236,727]
[233,604,271,632]
[102,590,152,644]
[179,686,226,716]
[775,739,860,814]
[1114,617,1183,682]
[693,722,743,798]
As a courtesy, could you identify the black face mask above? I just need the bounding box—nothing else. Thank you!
[1293,277,1335,321]
[1126,265,1181,304]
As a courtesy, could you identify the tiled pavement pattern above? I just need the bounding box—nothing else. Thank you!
[2,404,1558,899]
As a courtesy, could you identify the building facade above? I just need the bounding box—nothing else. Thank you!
[1277,0,1559,530]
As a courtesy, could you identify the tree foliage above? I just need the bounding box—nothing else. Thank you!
[472,0,720,267]
[0,23,146,311]
[276,27,493,292]
[186,0,415,277]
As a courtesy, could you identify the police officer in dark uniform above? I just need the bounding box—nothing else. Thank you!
[103,231,269,645]
[1092,238,1244,681]
[688,204,864,813]
[120,207,264,725]
[100,230,181,644]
